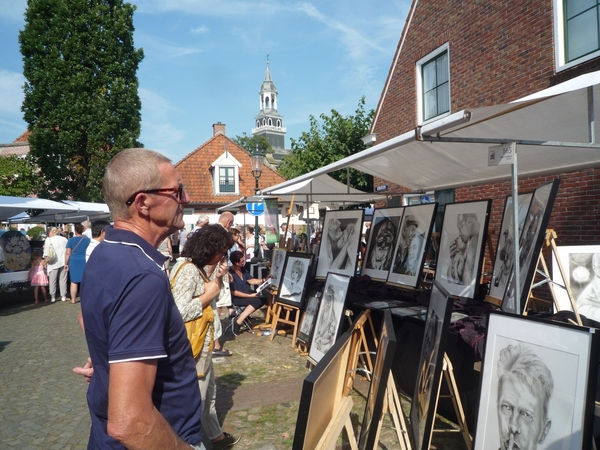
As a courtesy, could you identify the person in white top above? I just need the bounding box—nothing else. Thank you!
[43,227,68,302]
[85,220,110,262]
[82,220,93,239]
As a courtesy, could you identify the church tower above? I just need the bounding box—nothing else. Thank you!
[252,57,286,151]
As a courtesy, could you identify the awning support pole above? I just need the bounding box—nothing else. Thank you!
[511,142,521,314]
[589,86,595,144]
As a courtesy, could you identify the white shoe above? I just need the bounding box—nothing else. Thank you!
[51,298,56,303]
[61,297,67,302]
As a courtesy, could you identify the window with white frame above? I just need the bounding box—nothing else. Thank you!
[555,0,600,70]
[417,44,450,123]
[218,167,235,193]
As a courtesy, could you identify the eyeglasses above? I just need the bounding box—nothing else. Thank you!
[125,183,185,206]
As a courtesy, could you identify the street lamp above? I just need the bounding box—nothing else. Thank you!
[250,144,265,259]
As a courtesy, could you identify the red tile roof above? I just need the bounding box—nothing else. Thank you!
[175,133,286,207]
[14,131,31,143]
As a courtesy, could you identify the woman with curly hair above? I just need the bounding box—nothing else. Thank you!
[169,224,240,450]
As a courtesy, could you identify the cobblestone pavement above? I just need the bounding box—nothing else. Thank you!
[0,288,467,449]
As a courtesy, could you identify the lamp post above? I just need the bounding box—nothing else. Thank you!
[250,145,265,259]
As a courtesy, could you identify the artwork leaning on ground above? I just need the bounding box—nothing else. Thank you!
[435,200,491,299]
[308,273,351,365]
[409,280,454,450]
[315,209,365,279]
[474,311,598,450]
[552,245,600,323]
[361,206,405,281]
[386,203,438,288]
[488,192,533,301]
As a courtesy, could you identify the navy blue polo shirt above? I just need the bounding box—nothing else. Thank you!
[81,226,201,449]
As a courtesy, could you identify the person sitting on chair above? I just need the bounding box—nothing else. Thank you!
[229,250,268,336]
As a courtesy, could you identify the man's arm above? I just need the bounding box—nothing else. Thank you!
[107,360,192,450]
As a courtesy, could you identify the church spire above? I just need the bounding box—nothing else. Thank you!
[253,54,286,151]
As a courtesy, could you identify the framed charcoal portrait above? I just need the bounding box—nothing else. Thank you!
[297,286,324,346]
[277,252,314,309]
[308,273,351,365]
[552,245,600,322]
[435,200,491,299]
[409,280,454,450]
[269,248,287,288]
[502,179,560,313]
[315,209,365,279]
[361,206,405,281]
[386,203,438,288]
[488,192,533,301]
[293,330,353,450]
[358,310,397,450]
[474,312,598,450]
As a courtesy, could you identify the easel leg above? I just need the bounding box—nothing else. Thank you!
[441,354,472,450]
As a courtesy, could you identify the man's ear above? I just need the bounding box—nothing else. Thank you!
[134,194,151,217]
[538,418,551,444]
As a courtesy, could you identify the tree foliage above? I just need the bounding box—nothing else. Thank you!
[19,0,144,201]
[0,155,42,197]
[278,97,374,191]
[233,133,273,155]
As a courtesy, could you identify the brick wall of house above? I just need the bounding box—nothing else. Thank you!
[371,0,600,265]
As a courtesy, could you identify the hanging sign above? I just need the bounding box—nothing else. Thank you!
[488,142,515,166]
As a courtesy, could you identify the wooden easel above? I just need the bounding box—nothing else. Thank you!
[255,289,278,331]
[313,395,358,450]
[270,301,301,347]
[522,228,583,325]
[371,373,412,450]
[345,309,377,387]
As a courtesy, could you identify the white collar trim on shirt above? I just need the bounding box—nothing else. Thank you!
[103,238,165,271]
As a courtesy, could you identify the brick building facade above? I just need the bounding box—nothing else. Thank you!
[371,0,600,253]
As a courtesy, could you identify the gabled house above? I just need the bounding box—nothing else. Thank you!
[0,132,30,157]
[370,0,600,245]
[175,123,286,215]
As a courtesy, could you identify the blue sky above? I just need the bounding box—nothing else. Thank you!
[0,0,409,163]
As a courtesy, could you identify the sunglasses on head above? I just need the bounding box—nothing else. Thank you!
[125,183,185,206]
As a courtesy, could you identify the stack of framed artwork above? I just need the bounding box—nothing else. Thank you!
[474,311,598,450]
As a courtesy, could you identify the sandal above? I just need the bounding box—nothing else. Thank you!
[212,349,233,357]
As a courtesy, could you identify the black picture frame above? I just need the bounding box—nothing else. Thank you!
[277,252,313,309]
[409,280,454,450]
[502,179,560,313]
[488,192,533,301]
[474,311,598,450]
[297,285,324,345]
[358,310,397,450]
[315,209,365,279]
[386,203,438,288]
[308,273,351,365]
[435,199,491,299]
[361,206,405,281]
[269,248,287,288]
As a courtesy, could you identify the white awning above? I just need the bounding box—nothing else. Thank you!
[21,200,111,223]
[0,196,79,221]
[268,70,600,193]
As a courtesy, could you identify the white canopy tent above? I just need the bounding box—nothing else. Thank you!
[5,200,111,223]
[0,196,79,222]
[259,71,600,312]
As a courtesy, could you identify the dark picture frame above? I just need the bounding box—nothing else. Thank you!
[409,280,454,450]
[552,244,600,322]
[308,273,351,364]
[358,310,397,450]
[361,206,405,281]
[315,209,365,279]
[386,203,438,288]
[293,330,354,450]
[435,200,491,299]
[297,285,324,345]
[502,179,560,313]
[277,252,313,309]
[474,311,598,450]
[488,192,533,301]
[269,248,287,288]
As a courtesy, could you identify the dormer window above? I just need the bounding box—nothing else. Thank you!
[219,167,235,192]
[211,152,242,195]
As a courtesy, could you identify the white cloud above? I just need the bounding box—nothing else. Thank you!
[136,33,201,59]
[0,70,25,115]
[191,25,209,34]
[139,88,176,119]
[135,0,285,17]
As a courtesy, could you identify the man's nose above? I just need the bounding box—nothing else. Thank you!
[508,411,520,434]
